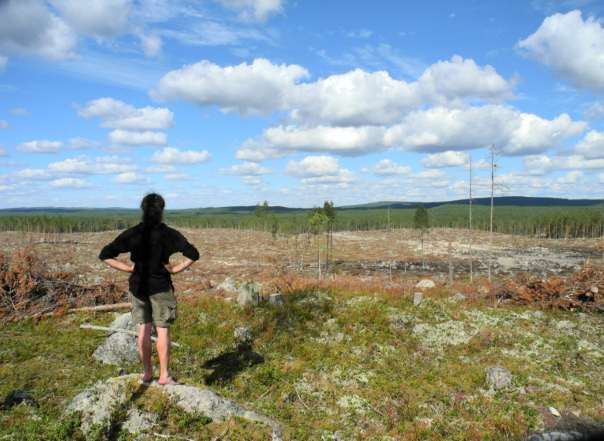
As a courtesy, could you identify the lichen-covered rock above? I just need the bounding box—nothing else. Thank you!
[234,326,253,346]
[269,292,284,305]
[485,366,512,390]
[413,292,423,306]
[217,276,238,292]
[65,374,137,436]
[92,313,138,365]
[162,383,282,440]
[450,292,467,302]
[416,279,435,290]
[66,375,283,441]
[121,408,156,435]
[237,281,261,306]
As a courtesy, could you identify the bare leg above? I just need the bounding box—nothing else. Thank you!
[137,323,153,382]
[156,327,172,383]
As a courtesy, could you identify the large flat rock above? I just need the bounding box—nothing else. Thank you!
[65,374,282,440]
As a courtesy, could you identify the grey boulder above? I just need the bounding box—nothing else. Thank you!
[485,366,512,390]
[237,281,261,306]
[92,313,139,365]
[65,374,283,440]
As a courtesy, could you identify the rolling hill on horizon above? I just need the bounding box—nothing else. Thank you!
[0,196,602,215]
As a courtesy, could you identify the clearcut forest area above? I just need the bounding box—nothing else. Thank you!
[1,200,604,440]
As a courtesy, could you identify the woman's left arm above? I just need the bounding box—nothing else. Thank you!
[103,258,135,273]
[164,258,193,274]
[165,230,199,274]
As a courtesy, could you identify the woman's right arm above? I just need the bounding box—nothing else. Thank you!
[99,229,133,271]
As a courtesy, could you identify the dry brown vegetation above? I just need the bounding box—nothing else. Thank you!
[0,246,124,320]
[1,227,603,319]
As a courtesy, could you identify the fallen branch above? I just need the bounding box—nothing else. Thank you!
[153,433,195,441]
[70,302,131,313]
[79,324,182,348]
[42,302,131,317]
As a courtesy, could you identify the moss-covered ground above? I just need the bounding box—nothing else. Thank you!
[1,286,603,440]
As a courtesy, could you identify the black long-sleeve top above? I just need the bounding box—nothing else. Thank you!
[98,222,200,297]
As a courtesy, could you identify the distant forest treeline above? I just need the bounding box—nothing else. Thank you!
[1,200,603,239]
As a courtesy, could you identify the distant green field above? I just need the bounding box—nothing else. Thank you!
[0,203,603,238]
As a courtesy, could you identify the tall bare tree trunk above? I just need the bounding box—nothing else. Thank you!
[488,145,496,282]
[317,236,321,279]
[387,206,391,232]
[448,239,453,287]
[325,230,329,275]
[469,154,473,282]
[421,230,425,269]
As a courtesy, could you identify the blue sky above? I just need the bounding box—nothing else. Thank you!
[1,0,604,208]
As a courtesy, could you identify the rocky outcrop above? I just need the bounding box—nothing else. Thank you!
[485,366,512,390]
[65,374,282,440]
[92,313,138,365]
[269,292,284,305]
[415,279,436,290]
[237,281,261,306]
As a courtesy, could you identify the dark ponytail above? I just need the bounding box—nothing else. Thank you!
[141,193,165,227]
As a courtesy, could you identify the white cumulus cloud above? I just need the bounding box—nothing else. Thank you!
[109,129,167,145]
[153,58,309,115]
[518,10,604,92]
[523,154,604,175]
[238,105,584,158]
[575,130,604,158]
[416,55,515,104]
[114,171,147,183]
[370,159,411,175]
[384,105,585,155]
[0,0,76,60]
[155,56,514,126]
[50,177,90,188]
[13,168,53,180]
[79,97,173,130]
[48,156,135,174]
[421,150,469,168]
[286,155,342,176]
[220,161,271,175]
[285,155,355,187]
[151,147,211,164]
[50,0,131,37]
[258,125,387,156]
[18,140,62,153]
[288,69,420,126]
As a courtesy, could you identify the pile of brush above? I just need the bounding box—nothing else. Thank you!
[496,265,604,312]
[0,247,125,320]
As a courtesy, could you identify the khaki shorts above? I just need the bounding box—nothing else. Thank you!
[130,290,177,328]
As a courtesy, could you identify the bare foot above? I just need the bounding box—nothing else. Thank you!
[140,373,153,384]
[157,376,180,385]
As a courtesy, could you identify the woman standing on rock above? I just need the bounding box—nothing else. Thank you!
[99,193,199,385]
